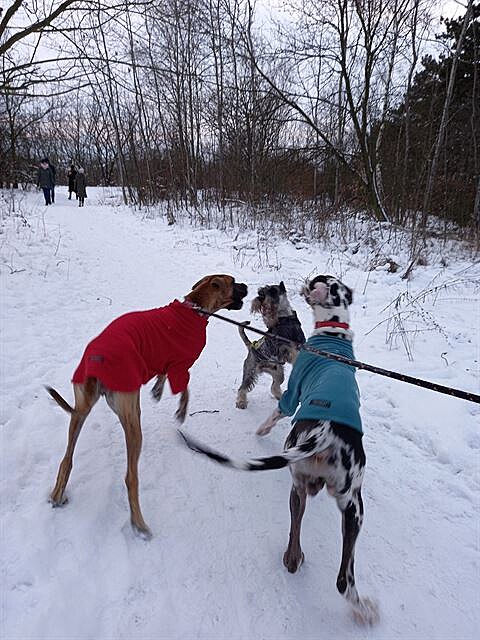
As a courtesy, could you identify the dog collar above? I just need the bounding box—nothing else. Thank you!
[315,321,350,330]
[182,299,208,318]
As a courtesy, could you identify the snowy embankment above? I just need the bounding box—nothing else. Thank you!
[1,188,479,640]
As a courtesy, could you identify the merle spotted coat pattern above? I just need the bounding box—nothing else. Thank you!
[180,275,379,625]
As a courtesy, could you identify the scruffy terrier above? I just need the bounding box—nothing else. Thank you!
[236,281,306,409]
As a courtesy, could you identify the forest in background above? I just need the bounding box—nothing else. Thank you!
[1,1,478,240]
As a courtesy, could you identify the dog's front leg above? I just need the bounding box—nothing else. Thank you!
[175,388,189,423]
[256,408,284,436]
[269,364,285,400]
[151,375,167,402]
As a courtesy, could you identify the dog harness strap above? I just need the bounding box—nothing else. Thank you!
[315,321,350,330]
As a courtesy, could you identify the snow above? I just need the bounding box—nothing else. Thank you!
[1,188,479,639]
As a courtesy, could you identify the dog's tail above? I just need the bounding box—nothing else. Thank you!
[238,321,253,348]
[45,386,77,414]
[178,425,332,471]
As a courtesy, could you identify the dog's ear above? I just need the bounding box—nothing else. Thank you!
[300,282,310,299]
[191,276,207,290]
[191,275,226,291]
[279,281,286,294]
[251,297,262,314]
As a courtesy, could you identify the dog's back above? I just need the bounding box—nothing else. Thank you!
[278,333,362,433]
[72,301,208,393]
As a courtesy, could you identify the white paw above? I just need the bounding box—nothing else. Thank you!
[256,420,275,436]
[352,598,380,626]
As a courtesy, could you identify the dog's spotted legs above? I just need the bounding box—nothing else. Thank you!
[336,489,379,624]
[283,484,306,572]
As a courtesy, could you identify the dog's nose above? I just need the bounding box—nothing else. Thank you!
[237,283,248,298]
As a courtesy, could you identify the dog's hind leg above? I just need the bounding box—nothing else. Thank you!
[336,489,379,625]
[115,391,152,540]
[236,353,258,409]
[50,379,100,506]
[283,483,307,572]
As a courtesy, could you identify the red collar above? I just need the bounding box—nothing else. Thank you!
[315,321,350,330]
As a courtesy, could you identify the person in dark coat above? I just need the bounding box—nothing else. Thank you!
[45,158,56,203]
[75,168,87,207]
[37,159,55,205]
[67,164,77,199]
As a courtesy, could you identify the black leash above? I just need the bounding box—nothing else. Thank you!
[203,310,480,405]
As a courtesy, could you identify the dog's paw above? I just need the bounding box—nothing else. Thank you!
[131,523,153,541]
[49,495,68,508]
[352,598,380,626]
[256,409,282,436]
[283,549,304,573]
[175,410,186,423]
[236,398,248,410]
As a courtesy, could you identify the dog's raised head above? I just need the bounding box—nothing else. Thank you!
[250,281,293,329]
[301,275,353,339]
[186,275,248,313]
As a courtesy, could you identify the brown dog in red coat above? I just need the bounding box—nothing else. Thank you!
[47,275,247,538]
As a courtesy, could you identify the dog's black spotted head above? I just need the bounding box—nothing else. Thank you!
[251,281,292,328]
[301,275,353,338]
[301,275,353,309]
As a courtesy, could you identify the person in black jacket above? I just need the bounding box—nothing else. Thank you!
[75,168,87,207]
[37,159,55,205]
[46,158,56,203]
[67,164,77,200]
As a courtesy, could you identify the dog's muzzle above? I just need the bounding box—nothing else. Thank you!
[302,282,332,308]
[227,282,248,310]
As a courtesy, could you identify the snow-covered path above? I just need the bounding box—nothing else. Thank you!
[1,189,479,639]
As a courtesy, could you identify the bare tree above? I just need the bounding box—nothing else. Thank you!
[241,0,437,221]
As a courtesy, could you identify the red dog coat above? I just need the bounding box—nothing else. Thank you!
[72,300,208,393]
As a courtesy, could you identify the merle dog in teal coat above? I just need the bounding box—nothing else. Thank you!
[180,276,379,625]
